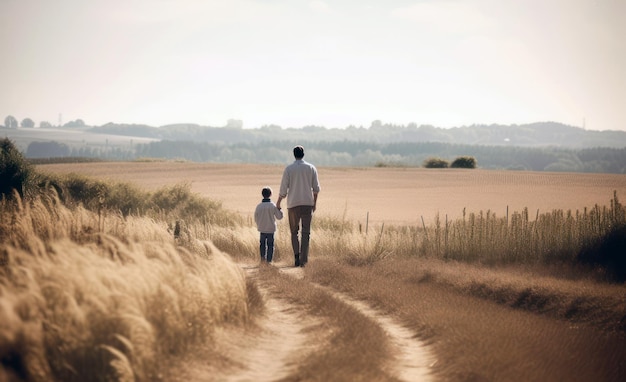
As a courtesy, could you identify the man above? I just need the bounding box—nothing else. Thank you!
[276,145,320,267]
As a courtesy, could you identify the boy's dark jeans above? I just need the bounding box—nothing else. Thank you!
[288,205,313,265]
[260,233,275,262]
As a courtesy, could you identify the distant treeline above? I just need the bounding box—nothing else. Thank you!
[22,137,626,174]
[89,121,626,148]
[18,121,626,173]
[131,140,626,173]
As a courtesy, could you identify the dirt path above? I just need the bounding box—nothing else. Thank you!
[169,265,321,382]
[206,289,318,380]
[168,262,434,381]
[246,263,433,381]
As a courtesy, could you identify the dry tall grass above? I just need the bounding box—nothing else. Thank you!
[199,190,626,335]
[0,192,252,381]
[419,191,626,266]
[209,192,625,279]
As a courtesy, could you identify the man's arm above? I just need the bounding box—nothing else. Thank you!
[311,165,320,212]
[276,195,284,209]
[277,167,289,209]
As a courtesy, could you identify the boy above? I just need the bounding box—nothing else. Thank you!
[254,186,283,263]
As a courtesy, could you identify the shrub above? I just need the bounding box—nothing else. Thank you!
[55,173,109,210]
[423,157,449,168]
[577,193,626,282]
[148,183,234,225]
[0,138,36,199]
[45,175,236,225]
[577,224,626,282]
[451,156,477,168]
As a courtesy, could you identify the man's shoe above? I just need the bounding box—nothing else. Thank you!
[294,254,300,267]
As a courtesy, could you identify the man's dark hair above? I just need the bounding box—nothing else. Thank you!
[293,145,304,159]
[262,187,272,198]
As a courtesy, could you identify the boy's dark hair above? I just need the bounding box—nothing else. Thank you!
[293,145,304,159]
[262,187,272,198]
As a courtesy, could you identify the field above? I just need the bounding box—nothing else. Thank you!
[36,162,626,225]
[3,160,626,381]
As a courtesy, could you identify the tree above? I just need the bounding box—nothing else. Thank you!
[40,121,53,128]
[63,119,86,128]
[4,115,18,129]
[370,120,383,129]
[21,118,35,128]
[450,156,477,168]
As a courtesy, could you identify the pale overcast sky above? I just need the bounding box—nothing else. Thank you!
[1,0,624,130]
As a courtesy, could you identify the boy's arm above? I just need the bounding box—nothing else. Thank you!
[275,205,284,220]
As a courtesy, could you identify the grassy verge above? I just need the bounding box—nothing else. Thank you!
[0,192,252,381]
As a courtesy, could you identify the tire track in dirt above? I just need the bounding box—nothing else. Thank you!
[279,265,435,382]
[210,265,323,382]
[319,286,435,381]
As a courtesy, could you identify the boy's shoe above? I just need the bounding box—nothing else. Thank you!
[294,254,300,267]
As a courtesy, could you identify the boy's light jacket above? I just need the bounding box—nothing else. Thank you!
[255,199,283,233]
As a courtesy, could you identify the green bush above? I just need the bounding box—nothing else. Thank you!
[56,174,109,210]
[149,183,234,225]
[451,156,477,168]
[423,157,449,168]
[578,224,626,282]
[49,175,237,226]
[45,173,146,215]
[0,138,36,199]
[577,193,626,282]
[107,182,149,216]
